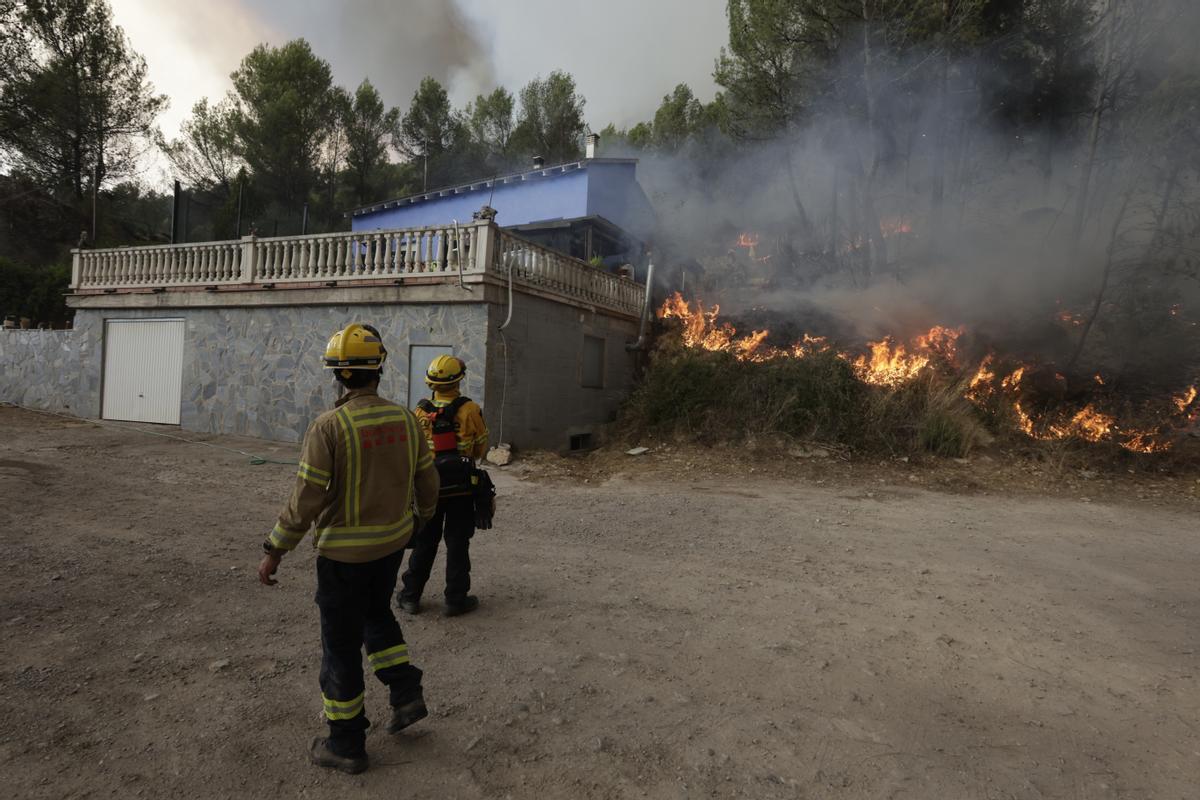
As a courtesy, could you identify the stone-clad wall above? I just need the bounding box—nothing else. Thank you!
[2,304,487,443]
[4,287,640,449]
[0,315,102,416]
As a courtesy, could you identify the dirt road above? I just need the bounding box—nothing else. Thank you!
[1,406,1197,799]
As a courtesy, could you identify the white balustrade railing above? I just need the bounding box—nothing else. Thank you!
[252,222,482,283]
[71,221,644,317]
[75,240,246,289]
[492,230,645,316]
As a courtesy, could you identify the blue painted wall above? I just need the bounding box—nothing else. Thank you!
[585,162,657,239]
[353,169,590,232]
[351,162,656,239]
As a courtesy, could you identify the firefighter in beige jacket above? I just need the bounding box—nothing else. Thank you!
[257,323,439,775]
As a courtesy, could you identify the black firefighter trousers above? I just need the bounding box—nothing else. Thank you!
[399,495,476,606]
[315,548,423,758]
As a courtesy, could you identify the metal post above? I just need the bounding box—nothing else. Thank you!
[235,176,244,238]
[91,163,99,244]
[182,192,190,244]
[301,202,309,235]
[170,180,181,244]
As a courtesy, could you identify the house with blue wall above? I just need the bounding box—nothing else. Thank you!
[350,152,657,276]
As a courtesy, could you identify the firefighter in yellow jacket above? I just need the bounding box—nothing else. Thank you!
[257,323,440,775]
[398,354,489,617]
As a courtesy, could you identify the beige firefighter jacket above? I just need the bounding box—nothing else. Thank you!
[269,388,440,563]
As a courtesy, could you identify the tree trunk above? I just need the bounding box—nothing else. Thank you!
[829,165,840,259]
[1070,0,1116,257]
[784,149,815,245]
[860,2,887,277]
[1066,187,1131,372]
[930,0,954,252]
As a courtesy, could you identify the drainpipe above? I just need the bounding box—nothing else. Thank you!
[494,254,516,446]
[625,257,655,351]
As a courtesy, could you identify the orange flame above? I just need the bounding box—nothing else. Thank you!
[851,339,930,387]
[965,355,996,403]
[1175,386,1197,413]
[879,218,913,237]
[657,293,1194,453]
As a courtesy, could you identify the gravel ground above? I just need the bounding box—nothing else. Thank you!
[1,405,1197,799]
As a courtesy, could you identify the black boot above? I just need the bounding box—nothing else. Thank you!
[309,736,368,774]
[386,693,429,733]
[396,596,420,615]
[444,595,479,617]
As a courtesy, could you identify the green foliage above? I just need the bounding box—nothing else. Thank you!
[465,87,516,169]
[651,84,704,150]
[714,0,814,136]
[397,76,458,161]
[343,79,400,207]
[627,122,654,150]
[0,0,166,206]
[229,39,338,210]
[161,98,242,194]
[510,71,587,164]
[0,258,71,326]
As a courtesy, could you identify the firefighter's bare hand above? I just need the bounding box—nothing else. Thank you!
[258,551,283,586]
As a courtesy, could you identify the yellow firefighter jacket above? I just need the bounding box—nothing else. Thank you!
[414,388,489,461]
[269,388,440,563]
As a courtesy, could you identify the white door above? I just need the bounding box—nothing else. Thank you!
[102,319,186,424]
[409,344,453,409]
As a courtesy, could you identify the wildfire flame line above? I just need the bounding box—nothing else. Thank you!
[658,292,1196,453]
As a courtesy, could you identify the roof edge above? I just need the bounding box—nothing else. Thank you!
[348,157,640,218]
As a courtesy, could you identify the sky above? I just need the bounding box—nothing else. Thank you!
[109,0,729,177]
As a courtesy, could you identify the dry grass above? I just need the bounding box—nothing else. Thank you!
[620,346,990,458]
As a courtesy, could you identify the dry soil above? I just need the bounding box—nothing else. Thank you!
[1,406,1197,799]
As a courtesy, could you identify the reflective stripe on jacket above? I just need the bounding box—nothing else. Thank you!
[269,388,440,563]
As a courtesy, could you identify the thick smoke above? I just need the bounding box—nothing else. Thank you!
[241,0,493,107]
[611,30,1200,390]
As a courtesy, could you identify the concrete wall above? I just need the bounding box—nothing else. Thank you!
[483,293,639,451]
[0,322,101,416]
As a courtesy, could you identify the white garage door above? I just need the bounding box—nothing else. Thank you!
[102,319,186,425]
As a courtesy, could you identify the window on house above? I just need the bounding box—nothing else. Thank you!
[581,335,605,388]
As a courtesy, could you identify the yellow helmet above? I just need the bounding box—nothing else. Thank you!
[323,323,387,377]
[425,354,466,387]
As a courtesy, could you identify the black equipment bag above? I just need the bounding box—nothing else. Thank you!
[471,468,496,530]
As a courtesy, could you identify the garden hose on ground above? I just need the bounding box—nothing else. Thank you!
[1,403,299,466]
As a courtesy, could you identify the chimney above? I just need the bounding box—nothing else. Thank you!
[585,132,600,159]
[532,155,545,169]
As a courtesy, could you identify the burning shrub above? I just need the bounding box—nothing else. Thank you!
[639,293,1199,460]
[914,384,992,458]
[620,346,865,446]
[620,344,989,458]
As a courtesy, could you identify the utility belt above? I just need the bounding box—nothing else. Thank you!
[431,457,494,529]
